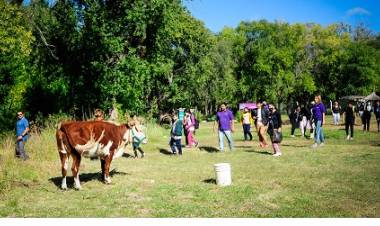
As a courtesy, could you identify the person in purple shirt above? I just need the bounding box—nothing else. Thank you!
[15,111,30,160]
[214,103,235,152]
[311,95,326,148]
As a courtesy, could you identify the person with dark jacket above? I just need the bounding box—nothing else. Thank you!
[363,102,372,131]
[343,102,355,140]
[289,106,302,137]
[375,101,380,132]
[170,114,183,155]
[358,102,365,127]
[267,104,282,156]
[254,101,269,148]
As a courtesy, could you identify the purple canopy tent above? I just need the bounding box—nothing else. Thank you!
[239,102,257,110]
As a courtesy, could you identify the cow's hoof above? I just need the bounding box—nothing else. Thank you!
[104,177,112,184]
[74,185,82,190]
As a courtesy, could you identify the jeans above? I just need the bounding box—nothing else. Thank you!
[242,124,252,140]
[15,140,29,160]
[170,138,182,155]
[218,130,234,151]
[333,113,340,125]
[314,120,325,144]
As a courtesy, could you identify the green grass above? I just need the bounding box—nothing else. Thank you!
[0,116,379,217]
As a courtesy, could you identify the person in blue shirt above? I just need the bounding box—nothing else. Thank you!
[170,113,183,155]
[15,111,30,160]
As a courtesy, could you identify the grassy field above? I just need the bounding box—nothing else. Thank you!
[0,116,379,217]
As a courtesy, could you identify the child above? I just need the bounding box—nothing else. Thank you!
[129,116,147,158]
[170,114,183,155]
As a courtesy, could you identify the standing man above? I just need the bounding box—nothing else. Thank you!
[311,95,326,149]
[15,111,30,160]
[214,103,235,152]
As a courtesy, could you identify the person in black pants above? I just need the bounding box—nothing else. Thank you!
[289,106,302,137]
[344,102,355,140]
[375,101,380,132]
[363,102,372,131]
[267,104,282,156]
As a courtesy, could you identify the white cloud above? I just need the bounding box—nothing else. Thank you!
[346,7,371,17]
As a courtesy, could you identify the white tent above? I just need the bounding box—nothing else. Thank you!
[364,92,380,101]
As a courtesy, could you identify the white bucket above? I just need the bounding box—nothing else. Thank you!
[214,163,232,186]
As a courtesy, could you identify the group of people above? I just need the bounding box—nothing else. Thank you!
[235,94,330,156]
[13,96,380,161]
[169,109,199,155]
[288,99,380,142]
[220,101,283,156]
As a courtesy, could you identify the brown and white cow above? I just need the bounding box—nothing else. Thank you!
[56,121,131,190]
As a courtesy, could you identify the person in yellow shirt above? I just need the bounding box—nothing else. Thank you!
[240,107,254,141]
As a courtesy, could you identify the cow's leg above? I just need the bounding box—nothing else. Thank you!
[71,153,82,190]
[103,156,112,184]
[59,152,69,190]
[100,158,106,181]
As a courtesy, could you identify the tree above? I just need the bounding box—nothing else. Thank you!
[0,0,34,129]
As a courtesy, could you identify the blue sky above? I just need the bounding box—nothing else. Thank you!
[183,0,380,33]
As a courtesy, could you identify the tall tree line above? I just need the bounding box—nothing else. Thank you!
[1,0,379,130]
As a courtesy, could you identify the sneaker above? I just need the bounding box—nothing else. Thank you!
[320,143,325,147]
[311,143,318,148]
[290,135,295,138]
[346,135,350,140]
[350,137,354,140]
[273,153,282,157]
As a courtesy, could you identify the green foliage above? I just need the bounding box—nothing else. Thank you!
[0,0,34,129]
[0,0,379,130]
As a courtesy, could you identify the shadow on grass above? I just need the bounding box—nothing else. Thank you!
[199,146,219,153]
[234,145,254,149]
[281,144,309,148]
[245,149,272,155]
[49,169,128,189]
[122,153,134,158]
[159,148,173,155]
[202,178,216,184]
